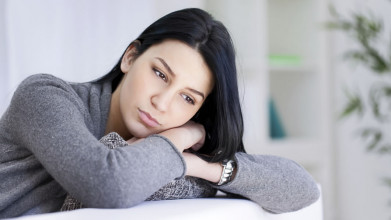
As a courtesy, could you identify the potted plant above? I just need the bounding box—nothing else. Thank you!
[327,3,391,197]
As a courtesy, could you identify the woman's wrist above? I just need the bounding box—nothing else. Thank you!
[182,152,223,183]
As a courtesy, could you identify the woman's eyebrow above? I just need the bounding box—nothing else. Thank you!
[155,57,176,77]
[155,57,205,100]
[187,88,205,100]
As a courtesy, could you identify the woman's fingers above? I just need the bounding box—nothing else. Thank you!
[156,121,206,152]
[191,143,203,151]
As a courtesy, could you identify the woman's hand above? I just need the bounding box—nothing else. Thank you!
[128,121,223,183]
[157,121,206,152]
[126,121,204,151]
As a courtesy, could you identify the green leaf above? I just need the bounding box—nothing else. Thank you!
[360,128,382,152]
[377,144,391,154]
[325,21,352,30]
[326,5,353,31]
[389,33,391,65]
[369,84,391,121]
[384,87,391,96]
[340,88,364,119]
[331,8,390,74]
[328,4,338,17]
[366,48,390,73]
[382,177,391,187]
[344,50,370,64]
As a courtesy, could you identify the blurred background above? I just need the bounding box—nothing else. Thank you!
[0,0,390,219]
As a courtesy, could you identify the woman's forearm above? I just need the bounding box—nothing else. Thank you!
[215,152,320,213]
[182,152,222,183]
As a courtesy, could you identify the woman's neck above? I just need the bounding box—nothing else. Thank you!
[105,85,132,140]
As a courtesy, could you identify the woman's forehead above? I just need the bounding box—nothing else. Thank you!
[143,40,214,95]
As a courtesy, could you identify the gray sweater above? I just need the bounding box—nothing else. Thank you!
[0,74,320,218]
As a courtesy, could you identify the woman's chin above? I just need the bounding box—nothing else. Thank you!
[128,123,171,138]
[130,128,157,139]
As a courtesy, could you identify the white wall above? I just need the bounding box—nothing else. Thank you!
[332,0,391,219]
[0,0,204,116]
[0,0,8,115]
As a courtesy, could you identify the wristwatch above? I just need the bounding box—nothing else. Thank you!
[217,159,236,186]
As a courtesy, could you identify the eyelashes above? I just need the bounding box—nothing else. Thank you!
[152,68,195,105]
[153,68,167,82]
[181,94,195,105]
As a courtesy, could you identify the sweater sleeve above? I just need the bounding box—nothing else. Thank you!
[7,74,186,208]
[213,152,320,214]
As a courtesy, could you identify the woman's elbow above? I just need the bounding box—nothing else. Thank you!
[286,174,321,213]
[264,184,320,214]
[268,162,321,213]
[289,174,320,212]
[79,177,150,209]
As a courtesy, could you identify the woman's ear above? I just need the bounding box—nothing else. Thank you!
[120,41,141,74]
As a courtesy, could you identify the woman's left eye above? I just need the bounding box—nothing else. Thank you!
[181,94,195,105]
[153,68,167,82]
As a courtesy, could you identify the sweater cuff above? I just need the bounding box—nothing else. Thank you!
[148,134,187,179]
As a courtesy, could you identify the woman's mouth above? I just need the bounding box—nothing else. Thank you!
[138,109,160,128]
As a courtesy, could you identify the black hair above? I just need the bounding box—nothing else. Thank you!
[97,8,245,162]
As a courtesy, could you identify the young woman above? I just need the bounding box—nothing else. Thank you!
[0,8,320,218]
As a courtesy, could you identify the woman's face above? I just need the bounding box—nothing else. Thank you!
[118,39,214,138]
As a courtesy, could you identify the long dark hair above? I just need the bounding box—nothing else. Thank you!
[97,8,244,162]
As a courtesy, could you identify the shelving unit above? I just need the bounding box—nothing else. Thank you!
[262,0,332,193]
[265,1,333,219]
[267,0,322,140]
[206,1,333,219]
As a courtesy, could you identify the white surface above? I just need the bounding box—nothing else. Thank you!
[11,197,323,220]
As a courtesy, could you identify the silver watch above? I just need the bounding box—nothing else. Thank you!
[217,159,236,186]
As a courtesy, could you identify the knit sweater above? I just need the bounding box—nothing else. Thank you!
[60,132,217,211]
[0,74,320,218]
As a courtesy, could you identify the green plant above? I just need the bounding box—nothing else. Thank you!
[326,4,391,193]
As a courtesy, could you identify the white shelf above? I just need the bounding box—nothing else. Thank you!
[267,137,321,148]
[268,65,316,74]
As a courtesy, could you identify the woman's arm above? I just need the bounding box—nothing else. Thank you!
[183,152,320,214]
[127,113,319,213]
[6,74,189,209]
[149,119,319,213]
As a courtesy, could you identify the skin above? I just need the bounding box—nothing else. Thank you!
[105,39,223,183]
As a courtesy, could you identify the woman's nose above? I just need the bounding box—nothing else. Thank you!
[151,91,174,112]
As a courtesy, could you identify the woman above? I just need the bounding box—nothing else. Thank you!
[0,8,319,218]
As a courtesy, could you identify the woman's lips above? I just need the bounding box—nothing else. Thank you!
[138,109,160,128]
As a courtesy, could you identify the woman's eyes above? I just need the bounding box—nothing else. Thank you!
[153,68,167,82]
[181,94,195,105]
[153,68,195,105]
